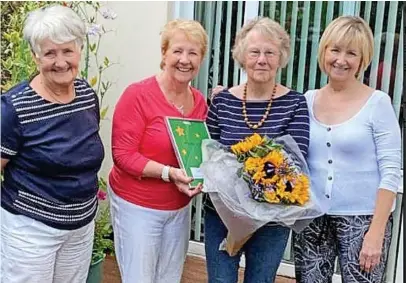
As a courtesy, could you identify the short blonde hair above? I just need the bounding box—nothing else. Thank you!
[160,19,208,69]
[318,16,374,79]
[232,17,290,69]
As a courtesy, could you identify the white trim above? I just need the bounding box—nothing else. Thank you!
[188,240,342,281]
[171,1,194,20]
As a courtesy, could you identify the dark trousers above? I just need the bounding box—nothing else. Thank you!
[293,215,393,283]
[204,208,290,283]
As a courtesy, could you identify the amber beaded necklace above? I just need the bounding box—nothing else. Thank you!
[242,83,277,129]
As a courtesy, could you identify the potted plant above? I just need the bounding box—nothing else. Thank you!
[86,177,114,283]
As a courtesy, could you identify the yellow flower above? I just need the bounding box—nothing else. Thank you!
[262,175,279,186]
[263,150,285,167]
[244,157,264,174]
[264,190,280,203]
[290,174,310,205]
[231,133,264,155]
[252,171,266,184]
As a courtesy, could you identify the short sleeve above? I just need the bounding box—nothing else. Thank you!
[1,95,22,159]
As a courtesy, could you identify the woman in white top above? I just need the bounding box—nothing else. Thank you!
[293,16,401,283]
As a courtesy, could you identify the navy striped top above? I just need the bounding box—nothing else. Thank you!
[1,79,104,230]
[204,89,310,209]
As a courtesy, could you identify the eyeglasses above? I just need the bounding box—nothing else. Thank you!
[247,49,280,59]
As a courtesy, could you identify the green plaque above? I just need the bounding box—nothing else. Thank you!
[166,117,211,188]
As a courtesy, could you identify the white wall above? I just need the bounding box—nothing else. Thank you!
[94,1,170,177]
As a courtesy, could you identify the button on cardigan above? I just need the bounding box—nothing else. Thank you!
[305,90,401,215]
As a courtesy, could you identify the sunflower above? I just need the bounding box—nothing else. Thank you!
[231,133,265,155]
[244,157,264,174]
[263,190,280,203]
[262,150,285,167]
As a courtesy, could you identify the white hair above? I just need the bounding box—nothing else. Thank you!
[23,5,86,56]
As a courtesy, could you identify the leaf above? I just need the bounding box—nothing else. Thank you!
[100,106,109,120]
[103,57,109,67]
[90,76,97,87]
[89,43,96,52]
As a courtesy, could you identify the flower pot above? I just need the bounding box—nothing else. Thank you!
[86,254,106,283]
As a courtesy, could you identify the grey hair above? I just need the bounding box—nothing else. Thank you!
[23,5,86,56]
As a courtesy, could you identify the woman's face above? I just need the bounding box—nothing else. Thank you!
[324,42,362,82]
[162,32,203,84]
[243,30,281,84]
[35,39,81,87]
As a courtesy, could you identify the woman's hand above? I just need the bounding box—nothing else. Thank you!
[169,167,202,197]
[210,85,226,100]
[359,230,384,273]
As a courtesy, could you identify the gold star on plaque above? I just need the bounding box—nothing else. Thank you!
[175,126,185,136]
[182,149,187,156]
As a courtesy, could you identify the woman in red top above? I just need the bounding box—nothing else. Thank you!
[109,20,208,283]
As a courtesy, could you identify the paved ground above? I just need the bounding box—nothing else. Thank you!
[103,255,296,283]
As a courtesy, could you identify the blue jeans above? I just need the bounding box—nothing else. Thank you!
[204,208,290,283]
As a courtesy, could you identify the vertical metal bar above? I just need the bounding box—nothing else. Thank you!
[392,14,403,118]
[320,1,335,87]
[283,231,293,261]
[296,1,311,93]
[240,1,260,83]
[197,1,214,97]
[193,194,203,241]
[269,1,276,19]
[280,1,287,28]
[385,193,404,282]
[276,1,288,83]
[342,1,356,15]
[364,1,372,24]
[259,1,265,17]
[212,2,223,88]
[308,2,322,90]
[381,1,399,93]
[369,1,386,89]
[286,1,299,88]
[223,1,233,87]
[233,1,244,85]
[354,1,361,16]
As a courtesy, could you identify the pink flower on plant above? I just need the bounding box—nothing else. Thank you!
[97,189,107,200]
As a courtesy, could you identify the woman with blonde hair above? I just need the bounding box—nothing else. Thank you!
[293,16,401,283]
[108,19,208,283]
[205,17,309,282]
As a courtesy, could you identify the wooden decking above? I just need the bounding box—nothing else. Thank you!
[103,255,296,283]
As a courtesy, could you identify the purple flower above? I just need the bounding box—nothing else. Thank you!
[101,8,117,20]
[87,24,102,36]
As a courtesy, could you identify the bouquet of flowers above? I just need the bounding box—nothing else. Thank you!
[231,133,310,206]
[201,134,324,256]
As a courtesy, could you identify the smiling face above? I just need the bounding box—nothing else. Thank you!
[34,39,81,87]
[324,43,362,82]
[161,32,203,84]
[243,30,281,84]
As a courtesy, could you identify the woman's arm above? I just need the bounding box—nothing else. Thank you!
[206,95,221,140]
[285,95,310,157]
[359,93,401,273]
[111,84,201,196]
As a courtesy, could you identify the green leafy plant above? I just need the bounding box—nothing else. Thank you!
[93,177,114,263]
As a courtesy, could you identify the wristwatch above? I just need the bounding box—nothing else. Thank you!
[161,166,171,182]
